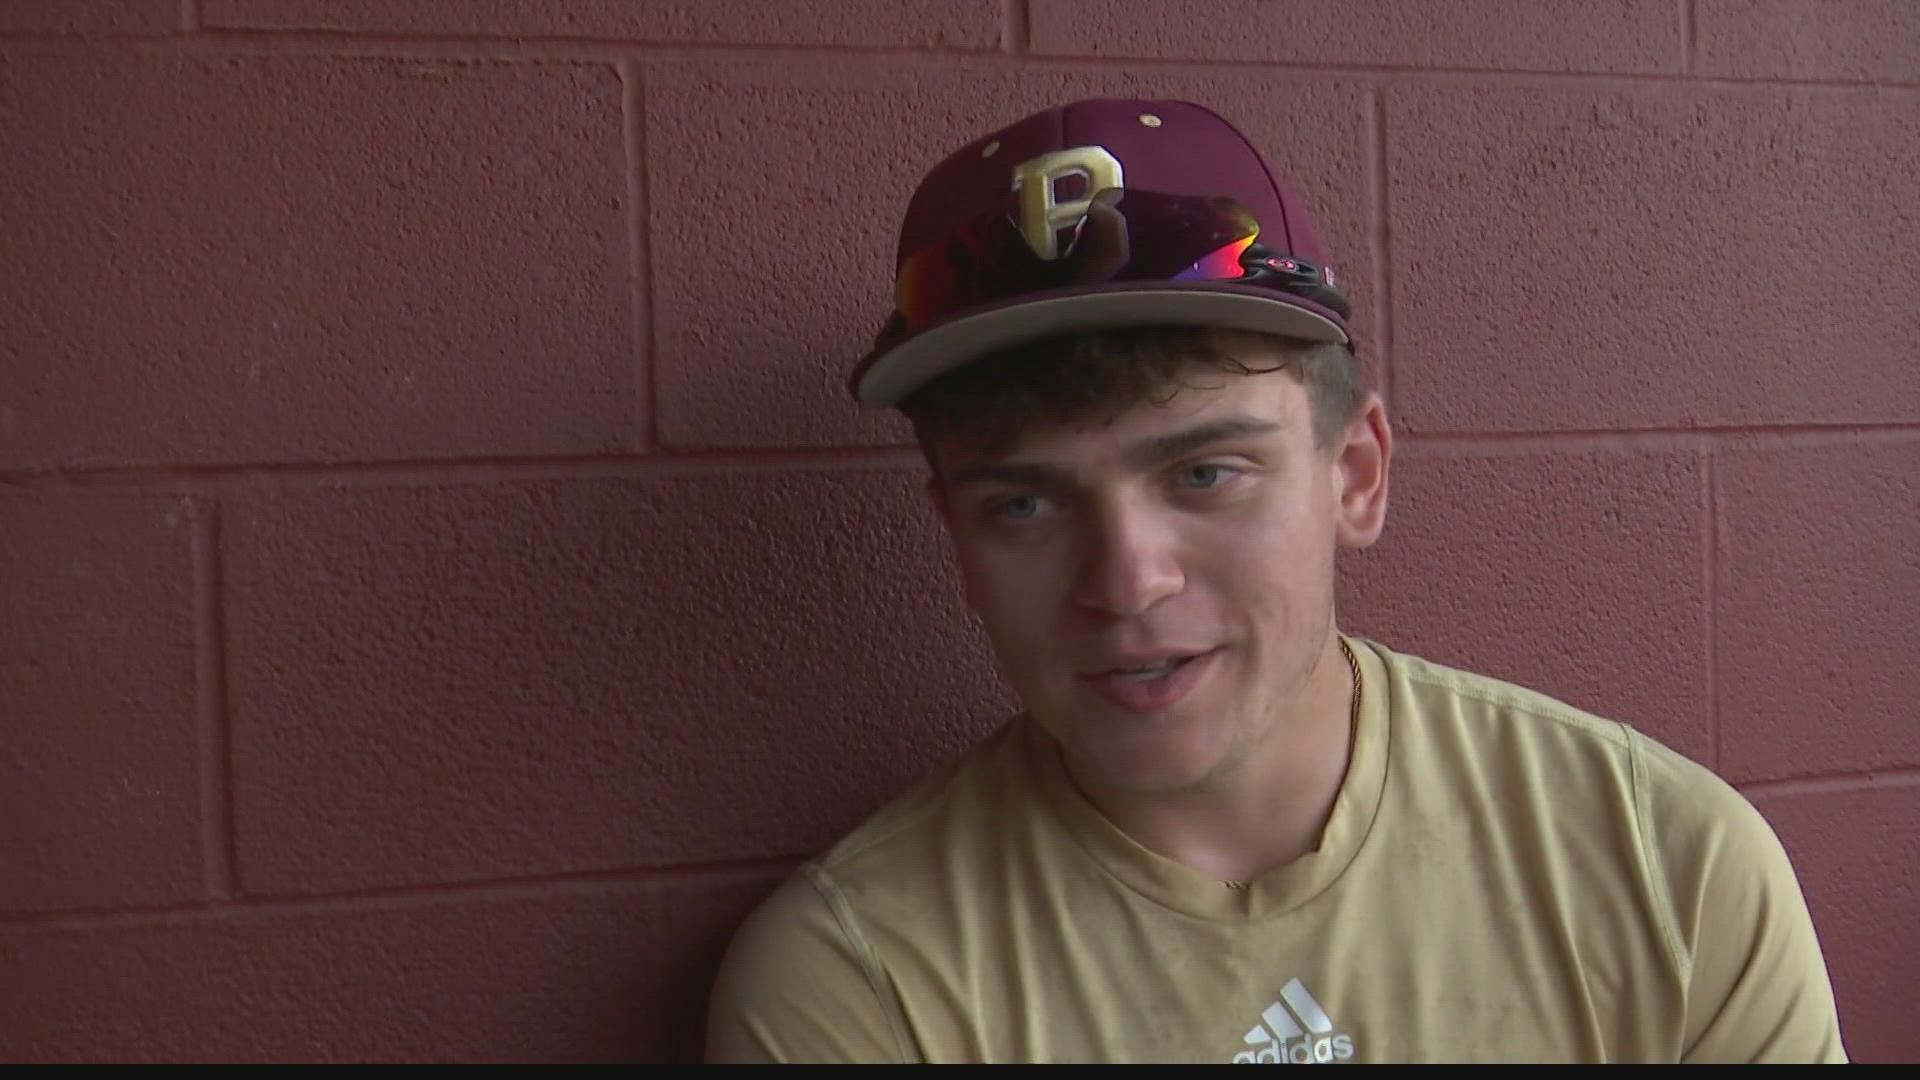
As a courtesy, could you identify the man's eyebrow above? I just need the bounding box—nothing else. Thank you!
[945,416,1285,488]
[947,461,1073,488]
[1122,416,1284,469]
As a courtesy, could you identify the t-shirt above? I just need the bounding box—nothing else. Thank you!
[704,636,1847,1063]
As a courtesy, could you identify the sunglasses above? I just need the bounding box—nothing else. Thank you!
[892,187,1349,333]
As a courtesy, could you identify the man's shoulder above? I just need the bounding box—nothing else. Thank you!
[1367,634,1743,803]
[707,718,1036,1061]
[807,715,1034,889]
[1365,636,1636,749]
[1355,638,1843,1062]
[1360,635,1764,845]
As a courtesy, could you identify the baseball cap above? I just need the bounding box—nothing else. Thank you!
[849,98,1352,407]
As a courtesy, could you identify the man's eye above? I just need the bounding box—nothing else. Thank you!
[994,494,1047,520]
[1176,463,1238,489]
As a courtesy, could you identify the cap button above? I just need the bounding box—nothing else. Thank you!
[981,139,1001,158]
[1138,113,1162,128]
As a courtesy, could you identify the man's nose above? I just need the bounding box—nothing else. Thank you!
[1070,501,1185,618]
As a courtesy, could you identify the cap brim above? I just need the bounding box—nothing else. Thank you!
[852,283,1349,406]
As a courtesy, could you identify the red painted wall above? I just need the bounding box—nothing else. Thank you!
[3,0,1914,1064]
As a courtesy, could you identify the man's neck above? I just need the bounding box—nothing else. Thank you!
[1064,636,1360,886]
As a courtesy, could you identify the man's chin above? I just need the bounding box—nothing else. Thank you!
[1058,727,1233,799]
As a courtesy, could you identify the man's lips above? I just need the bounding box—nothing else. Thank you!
[1076,647,1223,712]
[1079,647,1219,677]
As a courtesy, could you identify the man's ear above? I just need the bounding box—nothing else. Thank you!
[1333,391,1392,550]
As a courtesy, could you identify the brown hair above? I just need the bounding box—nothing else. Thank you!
[897,325,1364,470]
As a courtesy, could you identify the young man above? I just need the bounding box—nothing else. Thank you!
[704,98,1846,1064]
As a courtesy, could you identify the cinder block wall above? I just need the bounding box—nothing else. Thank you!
[3,0,1914,1063]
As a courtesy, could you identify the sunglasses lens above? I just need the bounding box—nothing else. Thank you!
[1174,234,1257,282]
[892,189,1266,331]
[1113,191,1260,279]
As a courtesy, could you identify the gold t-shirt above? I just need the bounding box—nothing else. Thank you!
[706,636,1846,1063]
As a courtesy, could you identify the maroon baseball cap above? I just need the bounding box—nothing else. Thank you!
[850,98,1352,407]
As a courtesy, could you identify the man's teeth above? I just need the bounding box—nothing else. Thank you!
[1118,657,1186,680]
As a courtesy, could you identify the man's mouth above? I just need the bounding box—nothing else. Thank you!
[1108,655,1200,681]
[1079,648,1222,712]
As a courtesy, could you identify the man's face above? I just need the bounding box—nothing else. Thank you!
[932,355,1388,798]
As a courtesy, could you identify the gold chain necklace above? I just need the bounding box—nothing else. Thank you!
[1223,637,1361,891]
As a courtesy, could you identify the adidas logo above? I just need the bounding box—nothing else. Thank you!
[1229,978,1356,1064]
